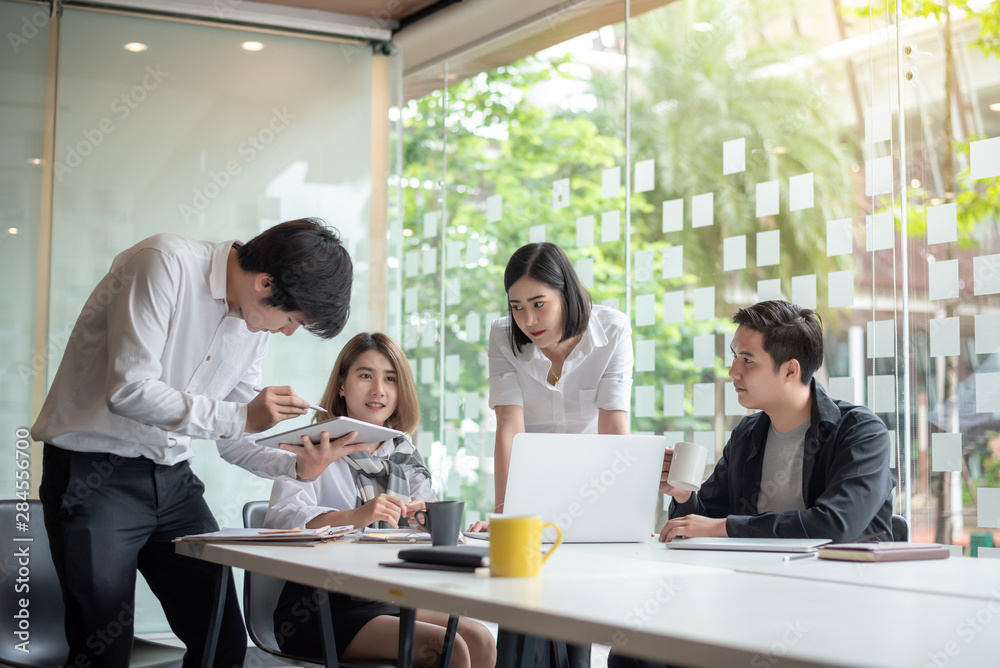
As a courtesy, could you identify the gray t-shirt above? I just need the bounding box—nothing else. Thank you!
[756,419,811,514]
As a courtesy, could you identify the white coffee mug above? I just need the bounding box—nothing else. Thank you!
[667,441,709,492]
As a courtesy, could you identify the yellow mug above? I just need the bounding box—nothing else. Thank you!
[489,515,562,577]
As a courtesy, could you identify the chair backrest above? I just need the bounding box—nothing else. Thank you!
[891,514,909,542]
[241,501,294,658]
[0,500,70,668]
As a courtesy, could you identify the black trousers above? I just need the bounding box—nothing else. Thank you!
[39,444,246,668]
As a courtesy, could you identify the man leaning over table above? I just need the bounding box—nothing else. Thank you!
[32,218,368,668]
[608,299,896,668]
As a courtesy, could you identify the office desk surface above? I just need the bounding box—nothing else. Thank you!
[177,540,1000,667]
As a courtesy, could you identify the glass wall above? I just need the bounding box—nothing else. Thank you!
[395,0,1000,551]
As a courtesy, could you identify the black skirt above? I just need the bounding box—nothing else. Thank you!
[273,580,401,661]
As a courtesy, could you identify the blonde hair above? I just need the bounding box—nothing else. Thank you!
[315,332,420,435]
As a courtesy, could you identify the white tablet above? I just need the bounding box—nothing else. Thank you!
[256,416,403,449]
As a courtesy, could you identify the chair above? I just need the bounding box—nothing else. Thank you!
[243,501,458,668]
[891,514,909,542]
[0,500,185,668]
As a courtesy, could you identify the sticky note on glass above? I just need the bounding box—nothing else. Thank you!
[420,358,435,385]
[757,230,780,267]
[976,313,1000,354]
[466,313,481,343]
[724,235,747,271]
[977,488,1000,529]
[693,431,715,452]
[757,279,781,302]
[445,392,459,420]
[529,225,546,243]
[756,180,779,217]
[694,334,715,368]
[829,269,855,308]
[487,194,502,223]
[929,259,959,300]
[724,332,734,366]
[867,320,895,358]
[971,136,1000,181]
[636,339,655,372]
[602,166,621,199]
[577,215,595,247]
[693,383,715,416]
[663,198,684,233]
[635,159,654,193]
[422,247,437,275]
[635,293,655,327]
[445,429,458,456]
[789,173,814,211]
[929,316,960,358]
[664,291,684,324]
[931,433,962,472]
[974,254,1000,295]
[446,278,461,305]
[927,202,958,245]
[404,286,418,313]
[663,246,683,279]
[601,210,621,243]
[553,178,570,209]
[466,237,481,267]
[421,320,436,348]
[693,286,715,321]
[867,374,895,413]
[827,218,852,256]
[976,372,1000,413]
[403,324,417,350]
[865,156,893,196]
[692,193,714,228]
[635,386,655,418]
[791,274,817,310]
[465,391,480,420]
[405,250,419,278]
[865,212,893,252]
[723,138,745,175]
[635,250,654,282]
[865,104,891,144]
[663,384,684,417]
[424,211,439,238]
[576,258,594,289]
[724,384,744,416]
[446,241,463,268]
[446,354,460,383]
[828,377,858,404]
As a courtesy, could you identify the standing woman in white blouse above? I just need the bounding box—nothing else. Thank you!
[472,242,634,522]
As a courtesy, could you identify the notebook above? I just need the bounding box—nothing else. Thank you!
[664,537,832,553]
[817,542,950,562]
[496,433,666,543]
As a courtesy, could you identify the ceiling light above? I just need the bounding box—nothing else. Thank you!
[692,22,714,32]
[242,41,265,52]
[123,42,148,52]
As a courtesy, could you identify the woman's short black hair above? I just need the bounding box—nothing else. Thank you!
[237,218,352,339]
[503,242,591,353]
[732,300,824,384]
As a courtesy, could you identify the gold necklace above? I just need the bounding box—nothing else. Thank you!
[550,369,561,386]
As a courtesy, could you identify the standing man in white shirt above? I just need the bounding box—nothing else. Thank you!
[32,218,365,668]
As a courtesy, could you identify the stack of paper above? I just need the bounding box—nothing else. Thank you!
[174,526,355,546]
[358,527,433,543]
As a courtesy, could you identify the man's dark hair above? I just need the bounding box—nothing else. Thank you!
[237,218,352,339]
[503,242,591,354]
[732,300,823,384]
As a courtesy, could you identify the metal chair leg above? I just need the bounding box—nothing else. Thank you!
[317,590,341,668]
[202,565,230,668]
[398,607,416,668]
[438,616,459,668]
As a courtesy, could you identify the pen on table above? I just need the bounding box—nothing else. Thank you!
[783,552,817,562]
[252,386,328,413]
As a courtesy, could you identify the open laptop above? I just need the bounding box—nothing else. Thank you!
[468,433,664,543]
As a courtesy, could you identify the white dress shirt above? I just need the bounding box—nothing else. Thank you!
[264,436,434,529]
[31,233,298,479]
[488,304,633,433]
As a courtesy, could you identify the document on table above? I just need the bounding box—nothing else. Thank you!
[359,528,467,544]
[174,526,355,546]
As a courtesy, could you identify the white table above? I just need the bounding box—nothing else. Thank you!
[176,539,1000,667]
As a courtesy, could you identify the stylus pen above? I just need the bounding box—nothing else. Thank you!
[783,552,817,562]
[252,386,328,413]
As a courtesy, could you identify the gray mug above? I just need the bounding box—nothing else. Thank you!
[413,500,465,546]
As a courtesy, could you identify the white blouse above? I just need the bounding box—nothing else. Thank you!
[488,304,633,434]
[264,436,434,529]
